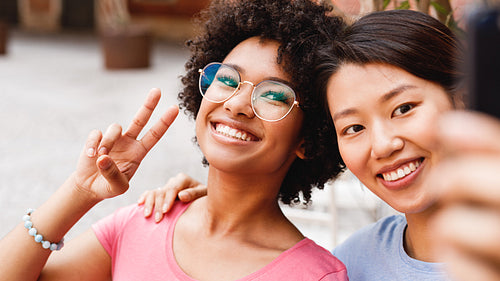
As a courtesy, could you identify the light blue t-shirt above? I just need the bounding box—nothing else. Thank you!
[332,215,451,281]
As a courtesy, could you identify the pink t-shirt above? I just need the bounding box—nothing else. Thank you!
[92,202,348,281]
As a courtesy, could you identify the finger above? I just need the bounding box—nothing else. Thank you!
[436,111,500,154]
[161,177,183,213]
[439,246,500,281]
[96,155,129,196]
[160,173,194,213]
[137,191,148,205]
[431,155,500,206]
[98,123,122,156]
[84,130,102,158]
[124,88,161,140]
[432,205,500,264]
[154,189,166,222]
[178,185,207,202]
[140,104,179,151]
[142,191,156,217]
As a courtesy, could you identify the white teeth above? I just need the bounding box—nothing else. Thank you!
[409,162,416,171]
[404,167,411,174]
[397,169,405,178]
[215,124,253,141]
[382,159,422,182]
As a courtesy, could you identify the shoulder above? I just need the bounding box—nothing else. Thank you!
[336,215,405,248]
[93,201,189,236]
[333,214,405,259]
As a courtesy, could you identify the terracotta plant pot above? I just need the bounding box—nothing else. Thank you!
[101,25,151,69]
[0,21,8,55]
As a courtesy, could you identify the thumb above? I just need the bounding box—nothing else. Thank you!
[97,155,130,196]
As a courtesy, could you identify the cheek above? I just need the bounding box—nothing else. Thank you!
[338,139,367,178]
[405,112,442,155]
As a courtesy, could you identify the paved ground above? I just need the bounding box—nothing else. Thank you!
[0,29,392,250]
[0,29,208,240]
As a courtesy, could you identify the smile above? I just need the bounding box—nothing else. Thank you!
[381,159,422,182]
[214,123,255,141]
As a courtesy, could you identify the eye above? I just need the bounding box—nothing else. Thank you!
[343,124,365,135]
[216,75,239,88]
[259,90,291,104]
[392,103,414,117]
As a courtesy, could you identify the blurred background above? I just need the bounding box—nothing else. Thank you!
[0,0,474,250]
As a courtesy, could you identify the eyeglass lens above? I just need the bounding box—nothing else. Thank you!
[199,63,296,121]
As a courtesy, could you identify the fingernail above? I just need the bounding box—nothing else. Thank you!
[178,191,189,201]
[87,147,96,157]
[155,212,161,222]
[98,157,111,170]
[162,204,168,213]
[144,208,151,217]
[98,147,107,155]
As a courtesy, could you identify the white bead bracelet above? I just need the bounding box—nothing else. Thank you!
[23,208,64,251]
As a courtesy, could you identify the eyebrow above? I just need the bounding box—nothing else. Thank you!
[224,63,293,86]
[379,84,417,103]
[332,84,417,123]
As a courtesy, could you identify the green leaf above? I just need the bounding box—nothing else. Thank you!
[396,1,410,9]
[383,0,392,10]
[430,1,449,15]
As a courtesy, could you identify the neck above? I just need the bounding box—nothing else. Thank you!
[403,204,441,262]
[199,167,289,235]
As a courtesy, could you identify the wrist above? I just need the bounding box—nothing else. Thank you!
[66,172,103,207]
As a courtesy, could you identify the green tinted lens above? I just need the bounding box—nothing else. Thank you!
[252,81,296,121]
[199,63,240,102]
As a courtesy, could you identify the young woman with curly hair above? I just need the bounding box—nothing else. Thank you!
[0,0,348,280]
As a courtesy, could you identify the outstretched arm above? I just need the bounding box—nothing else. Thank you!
[0,88,178,281]
[138,173,207,222]
[430,111,500,281]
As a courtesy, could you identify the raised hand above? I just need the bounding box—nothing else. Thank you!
[430,111,500,281]
[72,88,179,201]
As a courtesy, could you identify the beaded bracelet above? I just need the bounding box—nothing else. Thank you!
[23,208,64,251]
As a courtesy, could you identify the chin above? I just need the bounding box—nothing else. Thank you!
[390,198,435,215]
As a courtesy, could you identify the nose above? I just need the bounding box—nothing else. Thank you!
[370,122,404,159]
[223,81,256,119]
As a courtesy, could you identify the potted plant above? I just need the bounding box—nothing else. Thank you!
[17,0,62,32]
[97,0,152,69]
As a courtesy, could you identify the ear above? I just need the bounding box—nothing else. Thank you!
[295,139,306,160]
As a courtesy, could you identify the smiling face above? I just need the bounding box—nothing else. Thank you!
[195,37,304,176]
[327,63,453,213]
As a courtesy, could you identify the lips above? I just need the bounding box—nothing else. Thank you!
[214,123,257,141]
[380,158,422,182]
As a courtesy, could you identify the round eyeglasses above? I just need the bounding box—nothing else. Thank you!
[198,62,299,122]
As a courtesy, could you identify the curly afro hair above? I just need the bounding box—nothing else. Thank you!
[179,0,346,205]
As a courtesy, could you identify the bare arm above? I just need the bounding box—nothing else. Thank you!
[0,88,178,281]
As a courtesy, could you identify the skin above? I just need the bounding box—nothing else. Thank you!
[430,111,500,281]
[172,37,306,281]
[142,53,500,281]
[0,88,179,281]
[0,37,311,281]
[327,62,454,262]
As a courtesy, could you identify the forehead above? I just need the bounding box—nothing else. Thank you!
[327,64,423,104]
[326,63,453,114]
[222,37,289,81]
